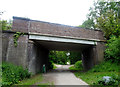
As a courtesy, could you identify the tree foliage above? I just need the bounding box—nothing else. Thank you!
[49,51,82,65]
[79,1,120,62]
[79,1,120,39]
[69,51,81,64]
[0,20,12,30]
[78,18,95,29]
[105,36,120,63]
[49,51,68,65]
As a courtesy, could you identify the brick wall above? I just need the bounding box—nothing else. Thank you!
[12,17,104,41]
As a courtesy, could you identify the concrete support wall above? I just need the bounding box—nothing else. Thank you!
[82,42,105,70]
[96,42,105,63]
[28,41,49,74]
[2,32,49,74]
[2,33,11,61]
[82,46,95,70]
[6,34,29,68]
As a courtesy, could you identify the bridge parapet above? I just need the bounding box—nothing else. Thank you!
[12,16,105,42]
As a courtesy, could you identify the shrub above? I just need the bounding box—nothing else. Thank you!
[89,61,119,72]
[2,62,31,86]
[105,36,120,63]
[74,60,83,70]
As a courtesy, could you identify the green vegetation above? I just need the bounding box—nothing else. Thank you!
[69,66,80,71]
[13,32,24,47]
[69,60,83,71]
[74,60,83,69]
[14,74,43,86]
[105,36,120,63]
[75,71,119,86]
[89,61,119,72]
[1,20,12,30]
[49,51,82,66]
[69,52,81,64]
[79,1,120,39]
[2,62,31,86]
[75,1,120,86]
[70,61,120,86]
[53,64,57,69]
[13,74,52,87]
[49,51,68,65]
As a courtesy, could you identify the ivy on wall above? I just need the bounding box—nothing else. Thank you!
[13,32,24,47]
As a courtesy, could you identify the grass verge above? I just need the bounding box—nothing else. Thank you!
[13,74,43,86]
[69,61,120,86]
[74,71,118,85]
[69,65,80,71]
[53,63,57,69]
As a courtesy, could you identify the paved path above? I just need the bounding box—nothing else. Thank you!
[36,65,89,86]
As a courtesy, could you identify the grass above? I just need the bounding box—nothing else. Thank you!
[53,63,57,69]
[13,73,47,86]
[69,65,81,71]
[69,60,84,71]
[75,71,118,85]
[69,60,120,86]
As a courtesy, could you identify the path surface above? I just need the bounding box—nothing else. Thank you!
[36,65,89,86]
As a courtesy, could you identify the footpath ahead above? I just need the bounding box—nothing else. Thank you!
[36,64,89,86]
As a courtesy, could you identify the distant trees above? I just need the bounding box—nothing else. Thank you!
[49,51,82,65]
[49,51,68,65]
[69,51,81,64]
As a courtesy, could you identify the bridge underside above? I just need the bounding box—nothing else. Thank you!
[35,40,91,51]
[29,34,95,51]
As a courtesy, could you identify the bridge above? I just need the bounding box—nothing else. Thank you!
[2,16,105,74]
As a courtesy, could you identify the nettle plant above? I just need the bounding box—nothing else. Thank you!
[13,32,24,47]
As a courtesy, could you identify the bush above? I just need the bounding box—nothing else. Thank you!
[105,36,120,63]
[2,62,31,86]
[69,52,81,64]
[74,60,83,70]
[89,61,119,72]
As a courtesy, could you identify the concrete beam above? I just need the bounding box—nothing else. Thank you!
[29,35,97,45]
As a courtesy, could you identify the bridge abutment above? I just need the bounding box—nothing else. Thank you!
[6,34,29,68]
[28,41,49,74]
[82,42,105,70]
[2,32,49,74]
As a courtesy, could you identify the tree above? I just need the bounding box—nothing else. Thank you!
[80,1,120,39]
[0,20,12,30]
[69,51,81,64]
[105,36,120,63]
[49,51,68,65]
[78,18,95,29]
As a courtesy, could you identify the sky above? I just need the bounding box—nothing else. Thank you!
[0,0,95,26]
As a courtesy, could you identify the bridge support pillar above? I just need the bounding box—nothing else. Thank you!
[82,42,105,70]
[28,41,49,74]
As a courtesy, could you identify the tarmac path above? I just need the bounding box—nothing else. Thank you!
[35,65,89,86]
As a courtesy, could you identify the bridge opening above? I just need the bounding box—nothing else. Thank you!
[27,39,97,74]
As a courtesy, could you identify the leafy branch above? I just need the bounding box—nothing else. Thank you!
[13,32,24,47]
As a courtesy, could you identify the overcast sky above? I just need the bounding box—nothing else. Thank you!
[0,0,95,26]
